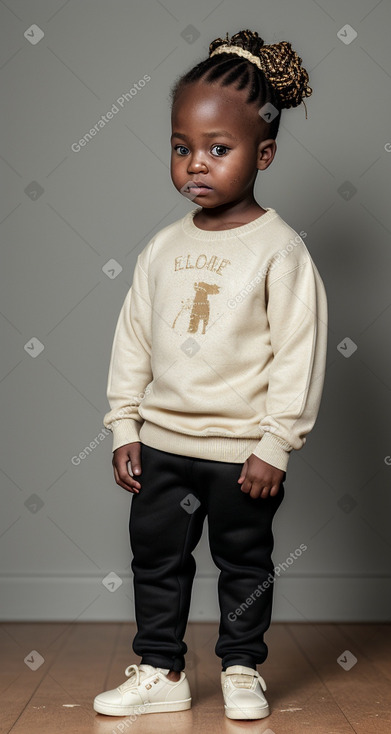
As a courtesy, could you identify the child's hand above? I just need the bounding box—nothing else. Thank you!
[112,442,142,494]
[238,454,285,499]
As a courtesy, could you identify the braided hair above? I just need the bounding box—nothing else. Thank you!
[169,29,313,139]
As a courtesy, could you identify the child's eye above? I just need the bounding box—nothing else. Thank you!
[173,145,189,156]
[173,144,230,157]
[211,144,230,156]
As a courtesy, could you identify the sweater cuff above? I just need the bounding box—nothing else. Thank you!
[251,432,292,473]
[110,419,142,453]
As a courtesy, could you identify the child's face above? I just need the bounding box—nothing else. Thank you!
[170,80,276,209]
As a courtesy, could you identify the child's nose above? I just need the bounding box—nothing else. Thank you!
[187,152,208,172]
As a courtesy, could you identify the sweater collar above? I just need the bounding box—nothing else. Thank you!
[182,206,277,241]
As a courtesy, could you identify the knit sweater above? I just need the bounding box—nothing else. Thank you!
[103,206,328,472]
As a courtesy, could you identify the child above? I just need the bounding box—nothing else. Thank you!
[93,29,328,721]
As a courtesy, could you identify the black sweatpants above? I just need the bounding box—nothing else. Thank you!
[129,442,285,673]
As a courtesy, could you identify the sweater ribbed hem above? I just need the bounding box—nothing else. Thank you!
[139,421,291,469]
[140,422,255,463]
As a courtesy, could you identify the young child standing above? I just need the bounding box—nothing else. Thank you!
[93,29,328,721]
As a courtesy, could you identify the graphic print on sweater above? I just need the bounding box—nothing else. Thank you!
[172,281,220,335]
[171,252,231,336]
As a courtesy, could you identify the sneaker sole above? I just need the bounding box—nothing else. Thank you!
[93,697,192,716]
[224,704,270,720]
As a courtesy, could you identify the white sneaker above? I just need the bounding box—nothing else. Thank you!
[221,664,270,719]
[93,663,191,716]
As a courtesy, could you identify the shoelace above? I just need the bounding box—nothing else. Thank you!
[117,664,152,692]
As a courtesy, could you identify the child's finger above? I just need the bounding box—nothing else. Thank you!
[269,483,281,497]
[128,458,142,477]
[113,461,140,493]
[237,460,248,483]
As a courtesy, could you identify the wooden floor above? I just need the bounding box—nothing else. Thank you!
[1,622,390,733]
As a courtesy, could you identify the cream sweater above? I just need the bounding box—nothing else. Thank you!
[103,206,328,472]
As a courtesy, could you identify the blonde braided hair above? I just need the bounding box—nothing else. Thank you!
[209,30,312,117]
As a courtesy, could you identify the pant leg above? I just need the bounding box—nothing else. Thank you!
[129,443,207,672]
[192,456,285,671]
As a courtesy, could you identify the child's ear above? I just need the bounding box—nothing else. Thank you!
[256,139,277,171]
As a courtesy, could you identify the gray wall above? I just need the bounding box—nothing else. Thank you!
[1,0,390,622]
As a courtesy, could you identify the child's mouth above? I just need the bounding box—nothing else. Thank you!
[186,185,212,195]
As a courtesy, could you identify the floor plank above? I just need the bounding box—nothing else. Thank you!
[338,624,391,683]
[2,623,118,734]
[260,623,356,733]
[0,623,73,734]
[1,622,390,733]
[289,623,391,734]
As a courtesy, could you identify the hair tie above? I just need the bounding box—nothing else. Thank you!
[210,44,268,75]
[209,41,311,118]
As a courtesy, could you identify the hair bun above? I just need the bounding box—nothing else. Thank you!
[209,31,312,110]
[257,40,312,109]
